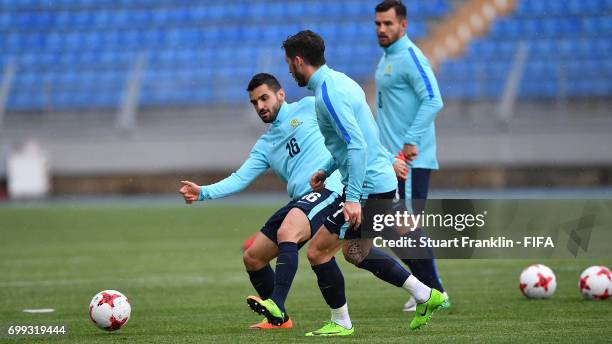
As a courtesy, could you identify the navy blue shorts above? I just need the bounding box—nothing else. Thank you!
[323,189,396,240]
[397,168,431,213]
[260,189,340,245]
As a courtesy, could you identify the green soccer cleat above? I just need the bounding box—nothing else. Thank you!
[410,289,445,330]
[404,292,450,312]
[439,295,451,310]
[305,321,354,337]
[246,296,285,326]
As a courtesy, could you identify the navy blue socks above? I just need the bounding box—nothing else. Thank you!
[356,247,411,287]
[270,242,299,314]
[311,258,347,309]
[247,264,275,300]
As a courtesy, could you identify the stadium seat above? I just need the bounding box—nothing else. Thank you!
[439,0,612,100]
[1,0,464,110]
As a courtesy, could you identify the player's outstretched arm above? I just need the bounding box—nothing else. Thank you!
[178,143,270,204]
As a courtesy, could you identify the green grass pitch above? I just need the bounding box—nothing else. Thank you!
[1,205,611,343]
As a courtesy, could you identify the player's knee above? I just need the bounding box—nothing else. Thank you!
[306,246,320,264]
[242,249,264,271]
[277,224,308,243]
[277,225,297,243]
[307,245,327,265]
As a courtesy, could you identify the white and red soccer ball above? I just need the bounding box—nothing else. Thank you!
[89,290,131,331]
[519,264,557,299]
[579,265,611,301]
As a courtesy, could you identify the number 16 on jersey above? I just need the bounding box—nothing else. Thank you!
[286,138,301,158]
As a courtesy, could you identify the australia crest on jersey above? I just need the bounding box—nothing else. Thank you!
[384,64,392,76]
[290,118,302,129]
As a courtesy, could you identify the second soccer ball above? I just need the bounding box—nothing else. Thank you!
[519,264,557,299]
[579,266,611,300]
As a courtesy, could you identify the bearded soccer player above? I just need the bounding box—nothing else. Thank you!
[374,0,449,312]
[278,30,445,336]
[179,73,344,329]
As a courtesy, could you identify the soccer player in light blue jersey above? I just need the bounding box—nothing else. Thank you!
[374,0,449,312]
[281,30,445,336]
[179,73,345,330]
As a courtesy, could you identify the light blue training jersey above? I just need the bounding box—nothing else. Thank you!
[200,97,343,200]
[307,65,397,203]
[375,35,443,170]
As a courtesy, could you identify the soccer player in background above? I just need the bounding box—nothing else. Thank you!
[179,73,345,329]
[374,0,449,312]
[280,30,445,336]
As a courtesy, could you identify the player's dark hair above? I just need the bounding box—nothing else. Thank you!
[246,73,282,92]
[375,0,407,19]
[282,30,326,67]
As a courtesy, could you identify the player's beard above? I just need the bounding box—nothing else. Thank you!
[259,100,281,123]
[295,73,307,87]
[378,29,401,47]
[289,61,307,87]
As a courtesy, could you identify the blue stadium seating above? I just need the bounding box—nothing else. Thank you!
[1,0,447,110]
[439,0,612,100]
